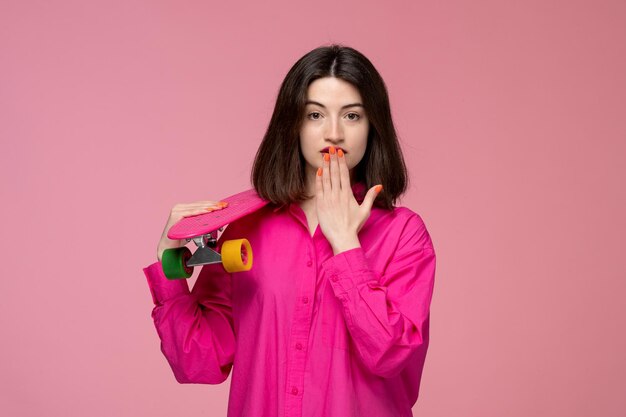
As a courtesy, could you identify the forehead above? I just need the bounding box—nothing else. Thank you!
[305,77,362,104]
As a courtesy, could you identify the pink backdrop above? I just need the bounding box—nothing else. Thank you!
[1,1,624,416]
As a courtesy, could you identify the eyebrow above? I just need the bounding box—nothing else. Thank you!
[305,100,364,110]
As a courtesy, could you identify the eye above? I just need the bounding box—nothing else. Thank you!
[307,112,322,120]
[346,113,360,121]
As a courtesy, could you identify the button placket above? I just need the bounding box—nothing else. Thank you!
[284,243,316,415]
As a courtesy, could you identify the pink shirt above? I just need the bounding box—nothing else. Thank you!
[143,181,436,417]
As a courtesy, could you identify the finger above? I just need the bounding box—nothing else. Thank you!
[175,202,226,212]
[199,202,228,209]
[329,146,340,195]
[361,184,383,212]
[337,148,350,198]
[188,200,227,205]
[315,165,323,199]
[322,152,331,195]
[182,208,218,218]
[197,200,227,204]
[179,201,228,208]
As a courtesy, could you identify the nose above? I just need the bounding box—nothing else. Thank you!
[325,116,344,142]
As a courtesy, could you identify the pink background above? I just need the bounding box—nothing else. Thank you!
[1,1,624,416]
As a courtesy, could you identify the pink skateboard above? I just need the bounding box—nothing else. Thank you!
[162,188,269,279]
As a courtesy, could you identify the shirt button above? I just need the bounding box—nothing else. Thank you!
[291,386,298,395]
[302,296,309,304]
[331,275,338,282]
[306,260,312,267]
[296,342,303,350]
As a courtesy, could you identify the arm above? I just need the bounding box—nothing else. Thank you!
[321,213,436,378]
[143,229,237,384]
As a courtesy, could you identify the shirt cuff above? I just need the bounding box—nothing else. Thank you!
[143,261,190,306]
[321,247,377,296]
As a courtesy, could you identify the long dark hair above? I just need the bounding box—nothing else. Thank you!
[250,44,409,210]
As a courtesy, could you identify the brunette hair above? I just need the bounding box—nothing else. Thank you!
[250,43,409,210]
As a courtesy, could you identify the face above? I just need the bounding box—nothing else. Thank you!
[299,76,369,184]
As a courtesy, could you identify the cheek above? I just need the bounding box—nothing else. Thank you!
[347,144,367,169]
[346,153,361,171]
[299,130,318,162]
[299,124,314,141]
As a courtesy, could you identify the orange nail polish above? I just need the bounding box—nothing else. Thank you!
[324,153,330,161]
[329,145,335,154]
[375,185,383,193]
[317,167,322,176]
[337,149,344,157]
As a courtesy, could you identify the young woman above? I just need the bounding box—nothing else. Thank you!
[144,44,437,417]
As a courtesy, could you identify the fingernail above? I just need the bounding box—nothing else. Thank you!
[375,185,383,193]
[329,146,336,155]
[337,149,344,157]
[317,167,322,176]
[324,153,330,161]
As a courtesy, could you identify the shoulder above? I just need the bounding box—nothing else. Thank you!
[218,204,276,241]
[373,205,434,250]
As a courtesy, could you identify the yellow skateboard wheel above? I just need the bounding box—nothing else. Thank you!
[221,238,253,273]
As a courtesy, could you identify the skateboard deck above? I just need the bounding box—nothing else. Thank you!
[161,188,270,279]
[168,188,269,240]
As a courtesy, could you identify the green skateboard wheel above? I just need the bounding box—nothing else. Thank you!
[162,247,193,279]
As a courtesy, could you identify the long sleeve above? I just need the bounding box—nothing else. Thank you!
[320,213,436,379]
[143,228,237,384]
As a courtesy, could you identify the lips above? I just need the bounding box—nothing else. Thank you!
[320,146,347,154]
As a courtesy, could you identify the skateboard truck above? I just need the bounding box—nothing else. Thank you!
[185,231,221,267]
